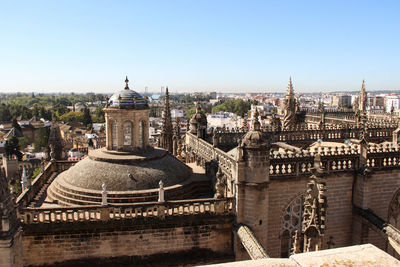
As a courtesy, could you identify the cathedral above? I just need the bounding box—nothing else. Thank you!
[1,77,400,266]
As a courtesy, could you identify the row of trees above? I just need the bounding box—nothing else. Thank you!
[58,106,104,127]
[1,92,108,107]
[0,103,53,121]
[212,99,257,117]
[0,103,105,127]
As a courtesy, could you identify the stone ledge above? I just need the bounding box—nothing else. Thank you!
[206,244,400,267]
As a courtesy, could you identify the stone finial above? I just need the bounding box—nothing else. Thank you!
[118,94,122,106]
[101,183,108,206]
[21,166,30,191]
[158,180,165,202]
[212,128,218,147]
[49,143,56,162]
[251,108,261,131]
[125,76,129,90]
[241,118,248,132]
[196,101,201,112]
[214,168,225,199]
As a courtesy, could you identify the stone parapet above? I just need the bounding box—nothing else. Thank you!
[19,197,233,225]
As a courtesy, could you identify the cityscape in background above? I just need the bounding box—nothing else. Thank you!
[1,1,400,266]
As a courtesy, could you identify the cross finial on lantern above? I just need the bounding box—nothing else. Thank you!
[125,76,129,90]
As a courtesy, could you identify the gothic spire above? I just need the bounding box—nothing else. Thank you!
[124,76,129,90]
[283,77,296,129]
[359,80,367,112]
[286,76,294,96]
[160,86,173,152]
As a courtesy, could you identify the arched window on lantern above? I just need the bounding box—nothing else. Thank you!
[111,121,117,149]
[123,121,133,146]
[138,120,144,148]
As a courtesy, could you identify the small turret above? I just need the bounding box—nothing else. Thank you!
[240,109,271,184]
[189,102,207,138]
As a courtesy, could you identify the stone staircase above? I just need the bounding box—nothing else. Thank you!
[29,172,59,208]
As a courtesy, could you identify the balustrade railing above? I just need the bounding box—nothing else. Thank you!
[187,132,237,178]
[19,198,234,224]
[187,130,400,180]
[16,160,77,208]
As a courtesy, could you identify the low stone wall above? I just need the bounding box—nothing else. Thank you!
[22,214,234,266]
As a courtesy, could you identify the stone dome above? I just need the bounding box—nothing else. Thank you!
[108,77,148,109]
[108,89,147,109]
[58,148,192,191]
[46,147,205,205]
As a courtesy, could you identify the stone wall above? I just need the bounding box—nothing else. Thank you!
[266,172,355,257]
[0,231,23,267]
[262,169,400,258]
[21,214,234,266]
[365,169,400,251]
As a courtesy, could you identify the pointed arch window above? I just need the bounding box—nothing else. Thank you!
[280,195,304,257]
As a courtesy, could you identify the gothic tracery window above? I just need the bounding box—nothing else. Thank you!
[280,194,304,257]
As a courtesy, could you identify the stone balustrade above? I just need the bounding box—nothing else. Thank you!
[210,126,396,149]
[19,197,233,224]
[187,132,237,178]
[16,160,77,208]
[187,130,400,180]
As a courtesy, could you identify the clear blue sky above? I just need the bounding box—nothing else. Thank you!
[1,1,399,93]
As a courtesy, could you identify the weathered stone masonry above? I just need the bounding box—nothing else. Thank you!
[21,214,234,266]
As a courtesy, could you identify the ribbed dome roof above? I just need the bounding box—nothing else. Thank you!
[59,148,192,191]
[108,89,147,109]
[108,76,148,109]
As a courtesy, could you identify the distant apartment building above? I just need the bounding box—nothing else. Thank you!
[207,112,239,130]
[171,109,185,119]
[161,109,185,120]
[331,95,352,108]
[386,96,400,112]
[368,96,385,109]
[209,92,217,99]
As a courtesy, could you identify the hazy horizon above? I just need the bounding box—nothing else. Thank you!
[1,1,399,93]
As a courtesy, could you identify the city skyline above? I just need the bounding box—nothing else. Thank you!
[1,1,399,93]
